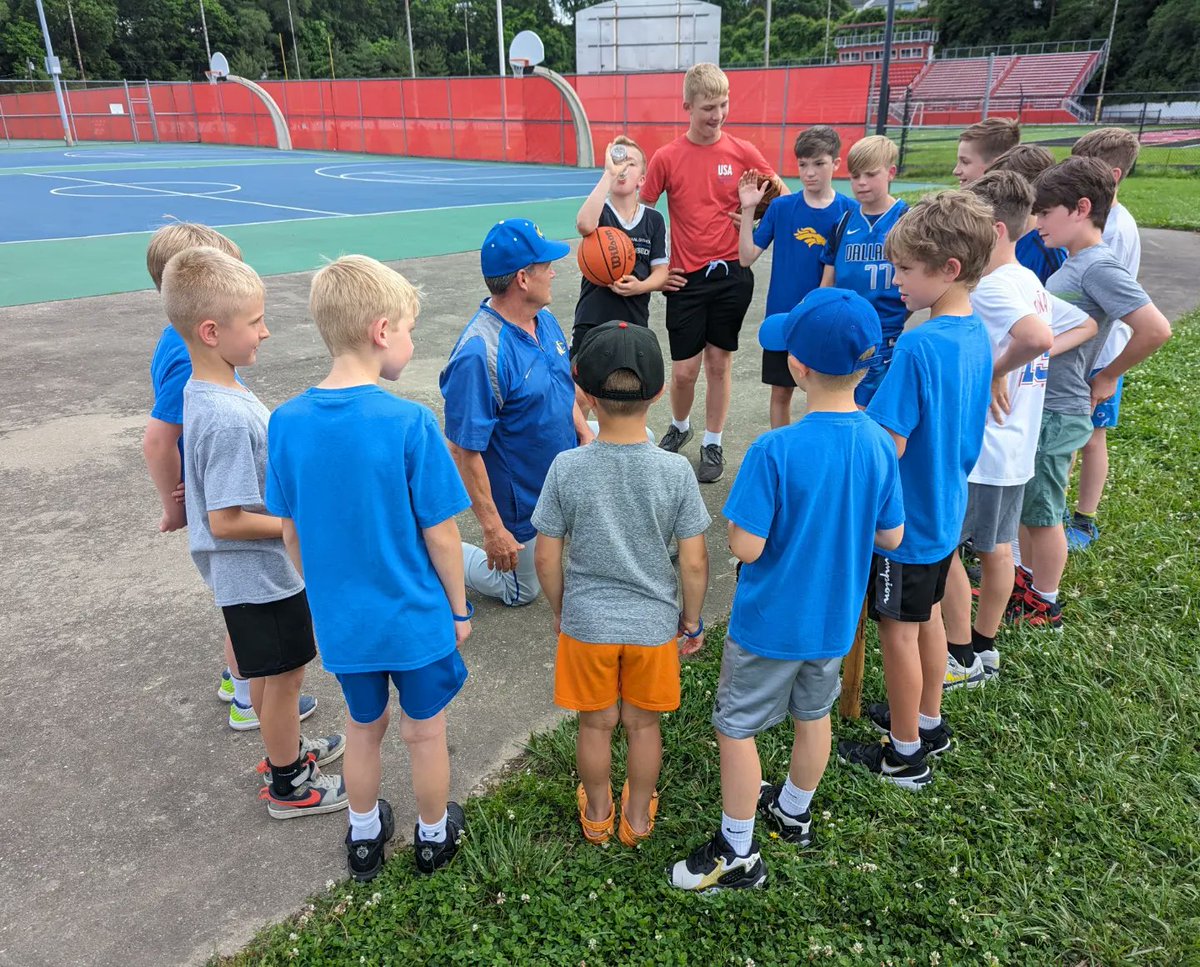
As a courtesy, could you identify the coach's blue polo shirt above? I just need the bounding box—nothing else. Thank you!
[440,300,577,542]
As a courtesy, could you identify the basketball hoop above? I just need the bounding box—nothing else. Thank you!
[510,58,530,78]
[508,31,544,78]
[207,51,230,84]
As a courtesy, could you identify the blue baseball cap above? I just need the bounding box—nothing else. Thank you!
[758,288,882,376]
[480,218,571,277]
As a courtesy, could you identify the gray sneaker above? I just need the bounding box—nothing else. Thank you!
[697,444,725,483]
[659,425,693,453]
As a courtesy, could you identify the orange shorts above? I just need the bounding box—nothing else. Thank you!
[554,632,681,712]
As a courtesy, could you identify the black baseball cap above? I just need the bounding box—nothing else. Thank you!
[572,321,664,400]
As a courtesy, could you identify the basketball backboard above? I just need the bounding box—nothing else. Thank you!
[207,51,230,83]
[508,30,545,76]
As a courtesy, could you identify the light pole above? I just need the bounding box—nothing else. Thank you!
[199,0,212,63]
[66,0,86,80]
[764,0,772,67]
[461,2,472,76]
[405,0,416,77]
[496,0,505,77]
[286,0,301,80]
[874,0,896,135]
[33,0,73,145]
[1094,0,1119,122]
[824,0,832,64]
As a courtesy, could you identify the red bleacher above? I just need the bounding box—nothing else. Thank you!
[871,60,927,94]
[912,56,1015,105]
[990,51,1101,106]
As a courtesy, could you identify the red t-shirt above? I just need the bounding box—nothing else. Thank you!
[641,133,775,274]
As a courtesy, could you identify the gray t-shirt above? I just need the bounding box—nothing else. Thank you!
[531,441,711,646]
[1045,243,1150,415]
[182,379,302,607]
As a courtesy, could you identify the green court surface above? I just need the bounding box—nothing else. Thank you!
[0,141,942,307]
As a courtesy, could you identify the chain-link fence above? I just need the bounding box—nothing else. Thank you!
[885,90,1200,177]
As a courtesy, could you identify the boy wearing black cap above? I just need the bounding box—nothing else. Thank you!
[532,321,711,848]
[670,289,904,892]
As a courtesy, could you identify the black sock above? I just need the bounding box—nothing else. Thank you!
[1072,510,1095,528]
[270,754,310,798]
[948,642,975,666]
[971,628,996,654]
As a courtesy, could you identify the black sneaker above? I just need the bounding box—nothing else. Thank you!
[757,781,813,847]
[345,799,396,883]
[414,801,466,874]
[668,830,767,892]
[696,444,725,483]
[865,703,954,757]
[838,737,933,790]
[659,425,693,453]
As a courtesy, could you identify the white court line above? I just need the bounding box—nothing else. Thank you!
[0,193,594,245]
[23,172,349,217]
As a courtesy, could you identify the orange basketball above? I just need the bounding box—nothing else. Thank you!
[577,225,637,287]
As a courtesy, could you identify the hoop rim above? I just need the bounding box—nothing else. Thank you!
[204,70,227,85]
[510,57,530,77]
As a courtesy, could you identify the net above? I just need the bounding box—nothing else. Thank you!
[510,58,529,78]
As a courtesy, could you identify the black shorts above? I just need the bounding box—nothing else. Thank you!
[761,348,796,388]
[664,261,754,361]
[867,552,954,624]
[222,589,317,678]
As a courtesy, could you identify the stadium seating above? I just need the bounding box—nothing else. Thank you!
[911,56,1015,107]
[990,51,1102,107]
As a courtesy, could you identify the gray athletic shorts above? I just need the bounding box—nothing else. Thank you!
[711,638,843,740]
[960,482,1025,553]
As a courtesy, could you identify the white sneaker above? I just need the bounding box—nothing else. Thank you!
[943,653,986,691]
[976,648,1000,679]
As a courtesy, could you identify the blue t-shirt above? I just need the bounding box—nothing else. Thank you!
[440,301,577,543]
[820,199,910,346]
[867,314,993,565]
[149,325,190,465]
[724,412,904,660]
[265,386,471,674]
[754,191,858,315]
[1015,229,1068,285]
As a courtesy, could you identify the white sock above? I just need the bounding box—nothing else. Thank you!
[918,713,942,731]
[1011,540,1023,569]
[720,812,755,857]
[418,809,448,844]
[703,430,723,448]
[777,777,815,817]
[672,417,690,432]
[890,733,921,757]
[231,674,251,706]
[349,803,382,842]
[1032,584,1058,603]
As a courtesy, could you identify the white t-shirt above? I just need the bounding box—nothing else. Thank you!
[1094,202,1142,369]
[968,263,1090,487]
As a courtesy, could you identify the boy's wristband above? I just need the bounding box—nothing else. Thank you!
[453,602,474,622]
[681,617,704,639]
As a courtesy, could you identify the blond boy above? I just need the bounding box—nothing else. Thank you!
[837,192,994,787]
[641,63,784,483]
[265,256,473,880]
[819,135,909,407]
[164,247,346,819]
[143,222,317,730]
[954,117,1021,186]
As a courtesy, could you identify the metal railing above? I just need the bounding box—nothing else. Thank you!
[939,39,1108,59]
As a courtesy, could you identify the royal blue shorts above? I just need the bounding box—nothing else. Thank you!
[1090,369,1124,428]
[336,650,468,724]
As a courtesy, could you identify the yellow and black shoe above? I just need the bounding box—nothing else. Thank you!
[668,831,766,893]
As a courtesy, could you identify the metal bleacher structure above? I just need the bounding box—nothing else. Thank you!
[837,22,1107,127]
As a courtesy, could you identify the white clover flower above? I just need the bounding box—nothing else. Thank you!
[822,810,832,820]
[949,865,959,877]
[507,810,516,820]
[325,879,335,891]
[606,878,614,886]
[521,893,531,903]
[852,942,864,955]
[496,892,506,905]
[948,898,957,907]
[589,891,598,901]
[289,932,299,941]
[746,959,756,967]
[472,923,479,932]
[588,938,598,950]
[930,953,941,966]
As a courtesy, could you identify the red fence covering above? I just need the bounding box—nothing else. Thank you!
[0,66,875,174]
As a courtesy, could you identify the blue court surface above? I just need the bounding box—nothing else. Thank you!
[0,142,606,244]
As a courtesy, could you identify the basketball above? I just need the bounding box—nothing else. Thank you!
[577,226,637,286]
[754,173,785,220]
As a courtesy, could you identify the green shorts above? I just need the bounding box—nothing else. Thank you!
[1021,411,1094,528]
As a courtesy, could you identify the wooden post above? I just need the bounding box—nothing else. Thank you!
[838,599,869,719]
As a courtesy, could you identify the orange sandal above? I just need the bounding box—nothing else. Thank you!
[576,783,615,844]
[617,780,659,847]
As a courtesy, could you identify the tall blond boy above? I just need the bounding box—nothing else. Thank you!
[837,193,994,787]
[142,222,317,731]
[819,135,909,407]
[641,62,785,483]
[163,247,346,819]
[1067,127,1144,549]
[265,256,473,880]
[533,322,710,847]
[953,117,1021,186]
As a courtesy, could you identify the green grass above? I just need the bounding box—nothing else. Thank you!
[224,314,1200,967]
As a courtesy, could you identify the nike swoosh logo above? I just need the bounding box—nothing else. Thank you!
[847,229,861,235]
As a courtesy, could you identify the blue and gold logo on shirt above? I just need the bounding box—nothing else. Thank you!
[794,227,826,247]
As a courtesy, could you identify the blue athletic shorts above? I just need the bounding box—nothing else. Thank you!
[336,650,468,724]
[1090,369,1124,428]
